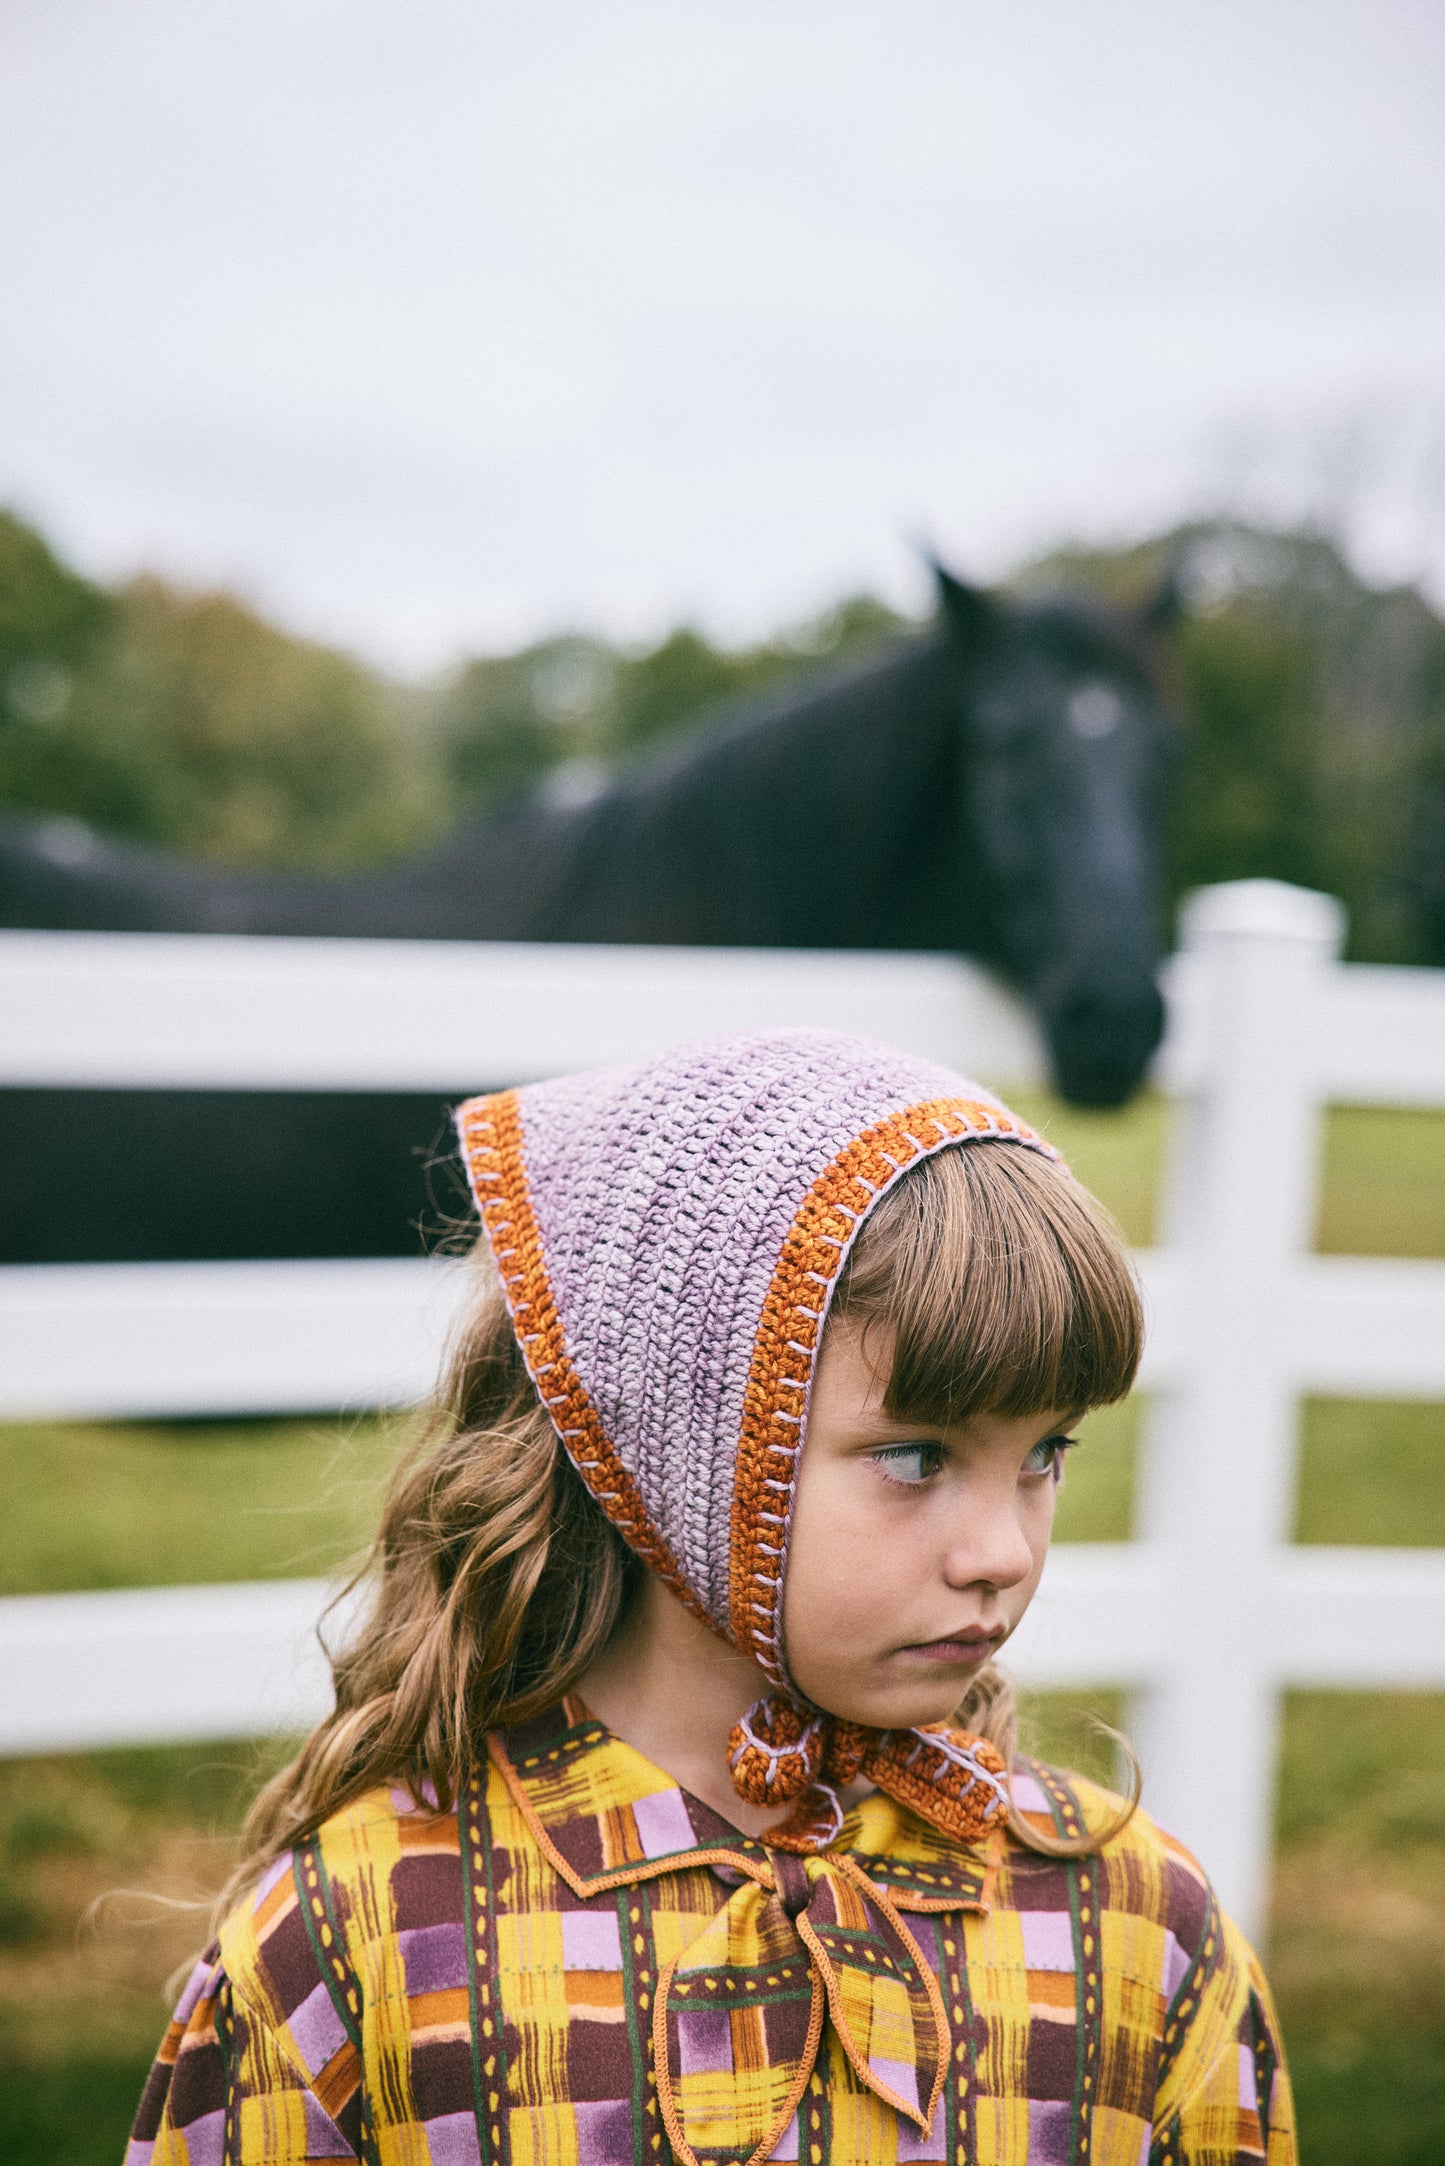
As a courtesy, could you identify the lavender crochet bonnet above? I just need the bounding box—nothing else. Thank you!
[453,1026,1058,1685]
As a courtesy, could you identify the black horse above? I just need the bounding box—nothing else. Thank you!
[0,569,1179,1262]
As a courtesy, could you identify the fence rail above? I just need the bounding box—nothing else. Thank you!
[2,883,1443,1940]
[3,1248,1445,1419]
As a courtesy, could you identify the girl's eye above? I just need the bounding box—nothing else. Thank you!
[872,1442,944,1486]
[1022,1435,1077,1481]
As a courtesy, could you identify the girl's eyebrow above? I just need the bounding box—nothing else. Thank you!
[846,1417,948,1448]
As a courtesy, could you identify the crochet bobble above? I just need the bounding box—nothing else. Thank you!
[729,1692,1011,1851]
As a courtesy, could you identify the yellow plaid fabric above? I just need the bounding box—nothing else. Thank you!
[128,1702,1295,2165]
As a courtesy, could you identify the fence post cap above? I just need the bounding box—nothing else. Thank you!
[1178,879,1346,954]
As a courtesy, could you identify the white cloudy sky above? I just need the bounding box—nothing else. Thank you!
[1,0,1442,670]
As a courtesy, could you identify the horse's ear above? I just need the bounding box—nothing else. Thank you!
[1140,555,1189,634]
[932,561,998,649]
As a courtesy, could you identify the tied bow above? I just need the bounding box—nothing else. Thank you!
[728,1694,1011,1852]
[654,1847,953,2166]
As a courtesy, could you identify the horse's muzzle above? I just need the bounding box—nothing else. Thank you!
[1041,977,1166,1108]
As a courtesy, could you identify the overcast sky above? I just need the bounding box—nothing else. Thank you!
[1,0,1442,671]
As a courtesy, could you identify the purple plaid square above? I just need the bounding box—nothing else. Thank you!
[1161,1929,1191,2000]
[251,1852,292,1910]
[632,1786,695,1859]
[302,2092,356,2157]
[288,1978,349,2077]
[573,2099,634,2164]
[870,2057,918,2113]
[1010,1772,1050,1814]
[562,1910,624,1970]
[678,2005,733,2075]
[176,2109,225,2166]
[1021,1912,1075,1973]
[768,2110,800,2160]
[170,1957,215,2029]
[400,1922,469,1995]
[424,2112,483,2166]
[898,2096,946,2162]
[1028,2098,1072,2163]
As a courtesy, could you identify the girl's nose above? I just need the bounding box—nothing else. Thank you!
[941,1490,1038,1593]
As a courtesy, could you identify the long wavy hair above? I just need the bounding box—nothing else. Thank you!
[216,1138,1142,1918]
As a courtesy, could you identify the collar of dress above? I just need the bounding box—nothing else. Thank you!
[486,1701,1013,2166]
[489,1696,1001,1912]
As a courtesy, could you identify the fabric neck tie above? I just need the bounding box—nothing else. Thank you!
[728,1694,1011,1851]
[654,1847,954,2166]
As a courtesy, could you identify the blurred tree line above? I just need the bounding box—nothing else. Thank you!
[2,507,1441,961]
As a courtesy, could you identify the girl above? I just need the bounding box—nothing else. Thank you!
[129,1028,1293,2166]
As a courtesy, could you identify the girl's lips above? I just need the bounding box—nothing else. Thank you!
[902,1632,1002,1665]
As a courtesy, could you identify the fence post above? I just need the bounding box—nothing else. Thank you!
[1130,879,1345,1942]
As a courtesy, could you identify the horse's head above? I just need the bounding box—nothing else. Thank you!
[934,562,1182,1107]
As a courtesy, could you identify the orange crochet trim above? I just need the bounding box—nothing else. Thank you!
[725,1094,1055,1674]
[728,1695,1011,1853]
[456,1091,706,1621]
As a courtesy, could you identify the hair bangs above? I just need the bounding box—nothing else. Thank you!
[832,1141,1142,1425]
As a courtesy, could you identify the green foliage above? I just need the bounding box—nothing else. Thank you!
[5,504,1445,973]
[438,594,913,813]
[0,512,113,691]
[0,567,437,867]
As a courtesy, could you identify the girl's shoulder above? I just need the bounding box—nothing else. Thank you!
[218,1782,465,2017]
[1014,1754,1208,1868]
[135,1786,463,2163]
[1007,1755,1227,1951]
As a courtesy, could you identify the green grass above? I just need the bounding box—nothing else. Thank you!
[1270,1691,1445,2165]
[0,1413,409,1596]
[1316,1104,1445,1257]
[0,1737,296,2163]
[1052,1396,1139,1542]
[1295,1398,1445,1546]
[1008,1089,1445,1260]
[2,1097,1443,2161]
[1054,1393,1445,1549]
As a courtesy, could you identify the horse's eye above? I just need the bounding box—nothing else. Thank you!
[1067,684,1124,740]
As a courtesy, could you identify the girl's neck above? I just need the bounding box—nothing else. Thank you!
[575,1577,793,1840]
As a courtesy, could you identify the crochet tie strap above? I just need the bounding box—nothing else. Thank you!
[728,1692,1011,1853]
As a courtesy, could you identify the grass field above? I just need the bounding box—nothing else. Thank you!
[1,1095,1442,2163]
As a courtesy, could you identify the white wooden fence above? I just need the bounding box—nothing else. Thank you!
[1,879,1443,1942]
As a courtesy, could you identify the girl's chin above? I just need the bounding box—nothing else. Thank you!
[830,1690,975,1734]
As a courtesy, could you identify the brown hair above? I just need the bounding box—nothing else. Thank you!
[217,1139,1141,1915]
[831,1141,1143,1856]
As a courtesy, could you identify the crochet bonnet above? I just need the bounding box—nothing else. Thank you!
[454,1027,1059,1852]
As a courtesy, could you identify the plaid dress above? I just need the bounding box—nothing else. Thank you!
[128,1700,1294,2166]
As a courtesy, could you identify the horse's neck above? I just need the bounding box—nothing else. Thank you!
[554,635,971,948]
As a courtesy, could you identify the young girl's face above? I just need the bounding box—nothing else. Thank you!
[781,1320,1071,1734]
